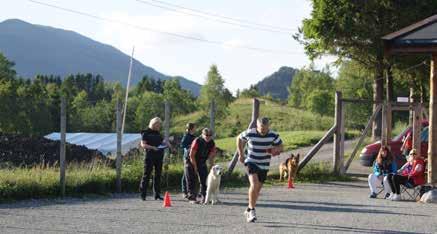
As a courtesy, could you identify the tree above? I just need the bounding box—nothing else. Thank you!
[296,0,437,139]
[0,53,20,133]
[163,79,196,115]
[288,67,335,111]
[0,53,16,81]
[135,92,165,130]
[199,65,232,117]
[240,85,260,98]
[307,90,334,116]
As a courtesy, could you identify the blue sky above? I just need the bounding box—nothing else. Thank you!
[1,0,335,92]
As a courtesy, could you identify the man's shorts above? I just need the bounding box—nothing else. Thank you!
[245,162,268,183]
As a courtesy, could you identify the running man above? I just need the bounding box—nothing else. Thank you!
[237,117,283,222]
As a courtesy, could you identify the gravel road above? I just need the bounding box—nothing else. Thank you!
[3,139,433,234]
[0,181,435,234]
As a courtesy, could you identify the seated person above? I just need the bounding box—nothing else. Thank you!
[386,149,425,201]
[368,146,397,199]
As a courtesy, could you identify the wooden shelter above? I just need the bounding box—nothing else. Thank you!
[383,14,437,185]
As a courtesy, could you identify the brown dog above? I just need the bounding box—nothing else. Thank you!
[279,153,300,182]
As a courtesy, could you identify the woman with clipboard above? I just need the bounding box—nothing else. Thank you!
[139,117,167,201]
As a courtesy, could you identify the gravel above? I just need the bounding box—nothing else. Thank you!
[0,180,436,234]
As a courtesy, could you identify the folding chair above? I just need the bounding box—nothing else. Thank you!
[401,159,428,201]
[376,181,389,198]
[400,182,421,201]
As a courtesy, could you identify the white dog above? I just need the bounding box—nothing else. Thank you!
[204,165,223,205]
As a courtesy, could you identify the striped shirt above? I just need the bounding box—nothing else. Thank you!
[239,128,283,170]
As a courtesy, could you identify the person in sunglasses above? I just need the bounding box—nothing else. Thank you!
[185,128,216,203]
[386,149,426,201]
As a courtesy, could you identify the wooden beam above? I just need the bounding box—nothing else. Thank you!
[227,98,260,175]
[210,100,216,137]
[385,45,437,55]
[392,106,410,111]
[298,125,336,172]
[386,70,393,145]
[344,104,382,172]
[116,99,122,193]
[413,103,422,156]
[333,92,343,175]
[339,102,346,175]
[386,103,393,143]
[340,98,373,104]
[60,96,66,198]
[429,53,437,184]
[381,103,387,146]
[164,101,170,147]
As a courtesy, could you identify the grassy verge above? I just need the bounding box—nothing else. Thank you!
[171,98,336,138]
[0,158,354,203]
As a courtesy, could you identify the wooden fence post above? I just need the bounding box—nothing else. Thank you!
[381,103,387,146]
[344,104,382,172]
[210,100,216,136]
[333,91,343,175]
[164,101,170,187]
[227,98,259,175]
[298,125,337,172]
[429,53,437,184]
[60,96,66,198]
[412,103,422,157]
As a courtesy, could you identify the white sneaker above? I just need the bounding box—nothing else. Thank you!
[391,194,401,201]
[244,209,257,223]
[386,193,394,200]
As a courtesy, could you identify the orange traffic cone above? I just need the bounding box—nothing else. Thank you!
[163,191,172,208]
[288,179,295,189]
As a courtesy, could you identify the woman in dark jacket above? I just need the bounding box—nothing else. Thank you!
[180,123,196,198]
[139,117,166,201]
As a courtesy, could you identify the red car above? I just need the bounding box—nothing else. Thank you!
[359,120,429,168]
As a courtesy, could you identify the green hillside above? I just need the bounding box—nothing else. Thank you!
[171,98,334,138]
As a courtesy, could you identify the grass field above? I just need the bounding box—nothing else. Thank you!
[171,98,335,138]
[0,98,364,202]
[0,157,355,202]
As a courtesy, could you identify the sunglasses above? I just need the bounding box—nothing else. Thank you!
[204,134,212,137]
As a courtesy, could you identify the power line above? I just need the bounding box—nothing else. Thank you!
[144,0,295,32]
[134,0,295,34]
[27,0,303,55]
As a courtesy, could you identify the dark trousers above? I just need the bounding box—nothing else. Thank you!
[387,174,413,194]
[139,153,163,196]
[181,161,188,195]
[185,160,208,198]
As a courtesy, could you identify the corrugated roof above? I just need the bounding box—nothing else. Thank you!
[45,132,142,155]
